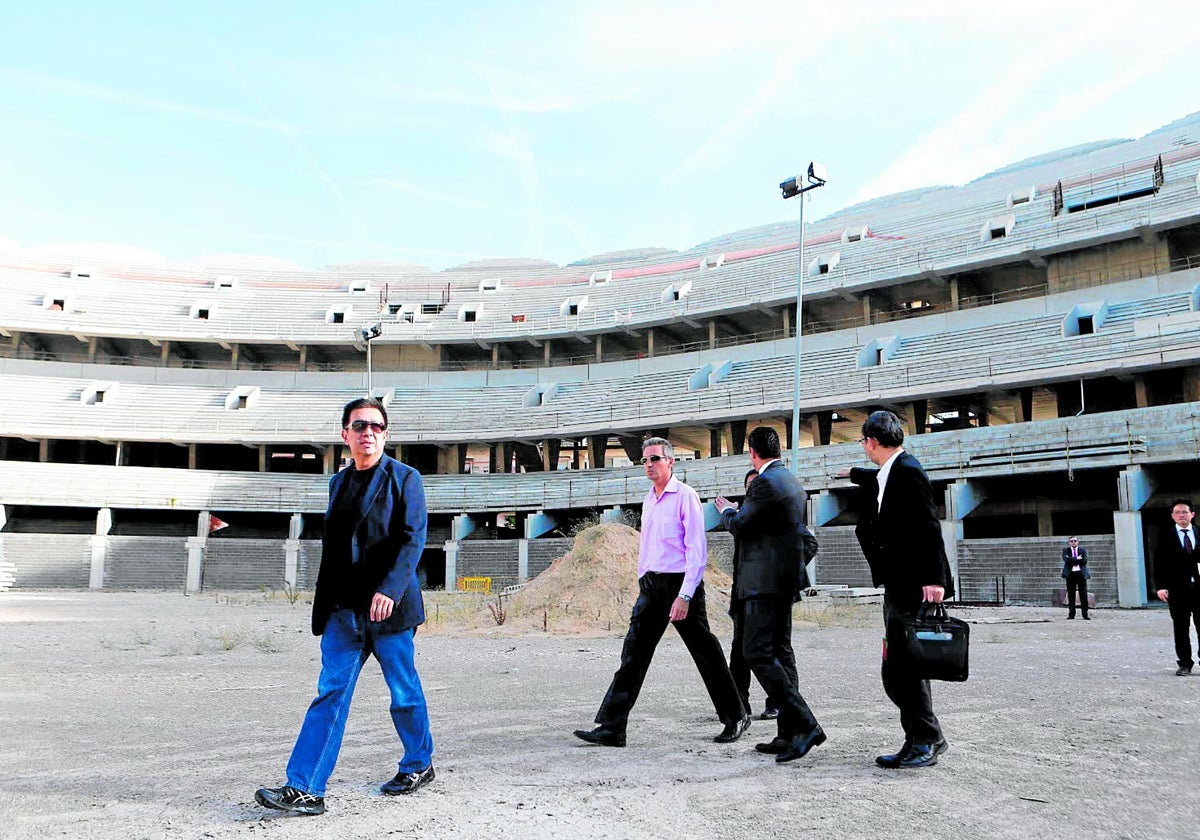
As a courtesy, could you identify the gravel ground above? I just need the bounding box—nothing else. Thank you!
[1,591,1198,839]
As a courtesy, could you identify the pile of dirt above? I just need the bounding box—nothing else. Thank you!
[497,523,734,636]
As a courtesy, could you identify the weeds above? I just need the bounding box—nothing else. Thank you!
[487,599,507,626]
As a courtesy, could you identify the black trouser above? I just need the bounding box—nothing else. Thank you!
[595,572,745,732]
[882,598,943,747]
[1168,584,1200,670]
[1065,572,1089,617]
[741,596,817,738]
[730,597,799,713]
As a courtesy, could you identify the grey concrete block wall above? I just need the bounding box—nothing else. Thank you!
[958,535,1117,606]
[456,540,521,590]
[0,534,91,589]
[707,531,734,576]
[202,539,287,591]
[528,538,573,579]
[297,540,322,590]
[105,536,188,590]
[812,526,873,587]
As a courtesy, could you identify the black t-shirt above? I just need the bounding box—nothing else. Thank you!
[323,462,380,610]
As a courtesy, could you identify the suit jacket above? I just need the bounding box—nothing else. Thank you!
[311,453,428,636]
[1060,546,1090,580]
[850,450,954,610]
[720,461,812,602]
[1153,526,1199,596]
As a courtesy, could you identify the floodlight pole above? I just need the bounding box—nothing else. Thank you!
[781,167,827,475]
[363,323,382,395]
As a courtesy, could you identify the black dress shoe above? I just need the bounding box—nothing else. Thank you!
[1083,615,1090,620]
[755,736,788,754]
[1175,666,1193,677]
[874,741,913,768]
[381,765,435,795]
[897,738,948,769]
[776,726,826,763]
[757,707,780,721]
[574,726,626,747]
[714,714,751,743]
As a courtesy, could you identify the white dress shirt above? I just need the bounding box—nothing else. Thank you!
[875,448,904,512]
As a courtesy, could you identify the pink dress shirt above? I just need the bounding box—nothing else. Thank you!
[638,475,707,599]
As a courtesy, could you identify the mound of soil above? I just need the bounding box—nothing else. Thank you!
[499,523,734,636]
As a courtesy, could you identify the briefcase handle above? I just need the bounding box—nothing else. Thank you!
[916,602,951,622]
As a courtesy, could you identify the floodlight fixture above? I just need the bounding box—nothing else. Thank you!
[780,162,828,474]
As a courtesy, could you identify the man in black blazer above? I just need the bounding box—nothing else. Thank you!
[1060,537,1090,620]
[256,397,434,816]
[716,426,824,764]
[846,411,954,769]
[1154,499,1199,676]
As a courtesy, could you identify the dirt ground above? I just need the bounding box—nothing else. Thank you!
[2,591,1199,840]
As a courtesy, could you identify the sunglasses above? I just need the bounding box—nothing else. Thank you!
[347,420,387,434]
[640,454,668,465]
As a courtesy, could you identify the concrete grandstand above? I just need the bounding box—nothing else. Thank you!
[2,112,1200,606]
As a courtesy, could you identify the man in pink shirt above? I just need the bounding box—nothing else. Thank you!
[574,438,750,747]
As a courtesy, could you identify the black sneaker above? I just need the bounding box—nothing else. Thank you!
[382,765,436,796]
[255,785,325,816]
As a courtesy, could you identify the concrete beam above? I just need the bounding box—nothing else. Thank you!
[185,536,205,595]
[1118,466,1155,512]
[524,510,558,540]
[810,491,850,526]
[518,539,530,582]
[452,513,481,541]
[946,479,987,520]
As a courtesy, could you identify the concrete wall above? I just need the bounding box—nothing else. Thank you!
[456,540,521,590]
[958,534,1117,605]
[297,540,322,590]
[811,526,873,588]
[105,536,188,590]
[528,537,573,579]
[0,534,91,588]
[202,538,287,591]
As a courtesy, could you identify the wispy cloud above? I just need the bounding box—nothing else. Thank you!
[0,67,291,132]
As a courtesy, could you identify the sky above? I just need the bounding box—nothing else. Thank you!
[2,1,1199,272]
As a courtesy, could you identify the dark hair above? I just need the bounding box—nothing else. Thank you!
[1170,498,1194,513]
[743,468,758,490]
[861,410,905,448]
[747,426,781,460]
[341,397,389,429]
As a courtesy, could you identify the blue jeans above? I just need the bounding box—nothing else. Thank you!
[285,610,433,796]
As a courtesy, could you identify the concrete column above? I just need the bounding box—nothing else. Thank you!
[708,320,717,350]
[949,277,960,311]
[258,445,268,472]
[298,345,307,370]
[862,294,873,325]
[284,538,300,589]
[115,441,126,466]
[943,480,986,594]
[231,344,240,368]
[594,334,603,363]
[647,329,655,358]
[517,539,530,583]
[1016,388,1034,423]
[87,337,98,362]
[1035,498,1053,536]
[542,439,561,472]
[489,444,502,474]
[729,420,747,456]
[161,341,171,366]
[809,412,832,447]
[1183,367,1200,402]
[544,340,552,366]
[39,439,49,462]
[185,536,205,594]
[491,344,500,369]
[941,520,962,592]
[324,445,337,474]
[782,307,791,338]
[709,427,722,458]
[0,504,7,531]
[588,435,607,469]
[444,541,459,591]
[906,400,928,436]
[188,444,197,470]
[89,535,106,590]
[1113,512,1147,607]
[288,513,304,540]
[1134,376,1150,409]
[618,435,643,464]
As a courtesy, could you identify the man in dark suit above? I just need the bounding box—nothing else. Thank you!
[256,397,434,816]
[846,410,954,769]
[1060,537,1090,620]
[1154,499,1199,676]
[716,426,824,764]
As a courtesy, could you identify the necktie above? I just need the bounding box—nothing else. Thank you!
[1072,549,1077,560]
[1184,530,1194,554]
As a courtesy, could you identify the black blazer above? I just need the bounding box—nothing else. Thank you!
[312,454,428,636]
[1060,546,1090,580]
[850,450,954,610]
[1153,526,1198,595]
[720,461,812,601]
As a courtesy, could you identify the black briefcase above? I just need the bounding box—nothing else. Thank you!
[897,603,970,682]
